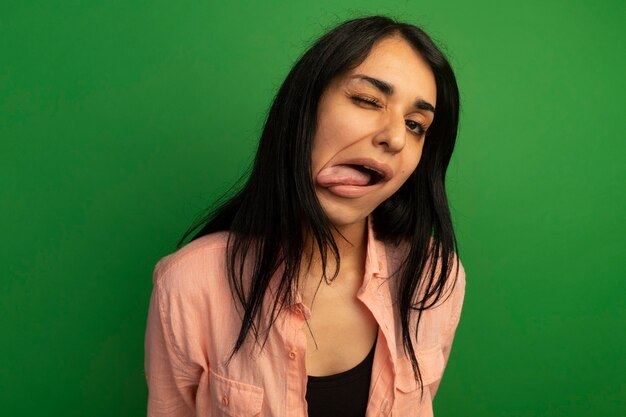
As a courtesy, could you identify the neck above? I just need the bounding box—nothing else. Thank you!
[301,219,368,287]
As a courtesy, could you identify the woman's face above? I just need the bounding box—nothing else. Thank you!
[311,35,437,231]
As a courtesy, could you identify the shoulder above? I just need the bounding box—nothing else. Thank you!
[444,255,466,324]
[381,237,465,284]
[152,231,231,295]
[430,250,466,311]
[146,232,233,372]
[453,255,466,293]
[382,237,466,315]
[449,255,466,308]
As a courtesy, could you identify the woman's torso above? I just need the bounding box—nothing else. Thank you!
[145,226,466,417]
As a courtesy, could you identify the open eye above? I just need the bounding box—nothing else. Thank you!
[405,119,426,136]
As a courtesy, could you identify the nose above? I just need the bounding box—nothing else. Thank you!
[372,113,406,153]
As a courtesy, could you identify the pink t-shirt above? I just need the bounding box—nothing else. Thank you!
[145,220,466,416]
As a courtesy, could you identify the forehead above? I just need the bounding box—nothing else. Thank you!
[341,36,437,106]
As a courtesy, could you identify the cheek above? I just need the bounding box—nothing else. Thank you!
[398,143,424,178]
[391,169,416,195]
[316,101,372,146]
[311,111,368,170]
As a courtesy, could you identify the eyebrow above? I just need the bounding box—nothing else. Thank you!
[350,74,436,113]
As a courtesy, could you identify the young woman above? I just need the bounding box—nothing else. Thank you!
[145,15,466,417]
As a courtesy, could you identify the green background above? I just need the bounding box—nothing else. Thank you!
[1,0,624,416]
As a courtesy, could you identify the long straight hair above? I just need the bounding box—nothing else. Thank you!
[179,16,461,392]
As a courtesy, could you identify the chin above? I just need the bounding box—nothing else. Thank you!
[316,190,378,230]
[327,215,367,229]
[320,204,370,232]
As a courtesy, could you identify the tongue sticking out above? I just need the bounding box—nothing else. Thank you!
[317,165,371,187]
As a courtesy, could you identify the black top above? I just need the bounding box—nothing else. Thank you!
[305,336,377,417]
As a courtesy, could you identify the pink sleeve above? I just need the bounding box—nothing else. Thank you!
[145,277,198,417]
[430,258,466,400]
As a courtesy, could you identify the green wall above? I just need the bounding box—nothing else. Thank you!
[1,1,624,416]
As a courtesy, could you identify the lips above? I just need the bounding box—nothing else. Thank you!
[316,158,393,198]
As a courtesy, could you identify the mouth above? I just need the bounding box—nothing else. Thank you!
[345,164,385,185]
[315,158,393,191]
[339,158,393,184]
